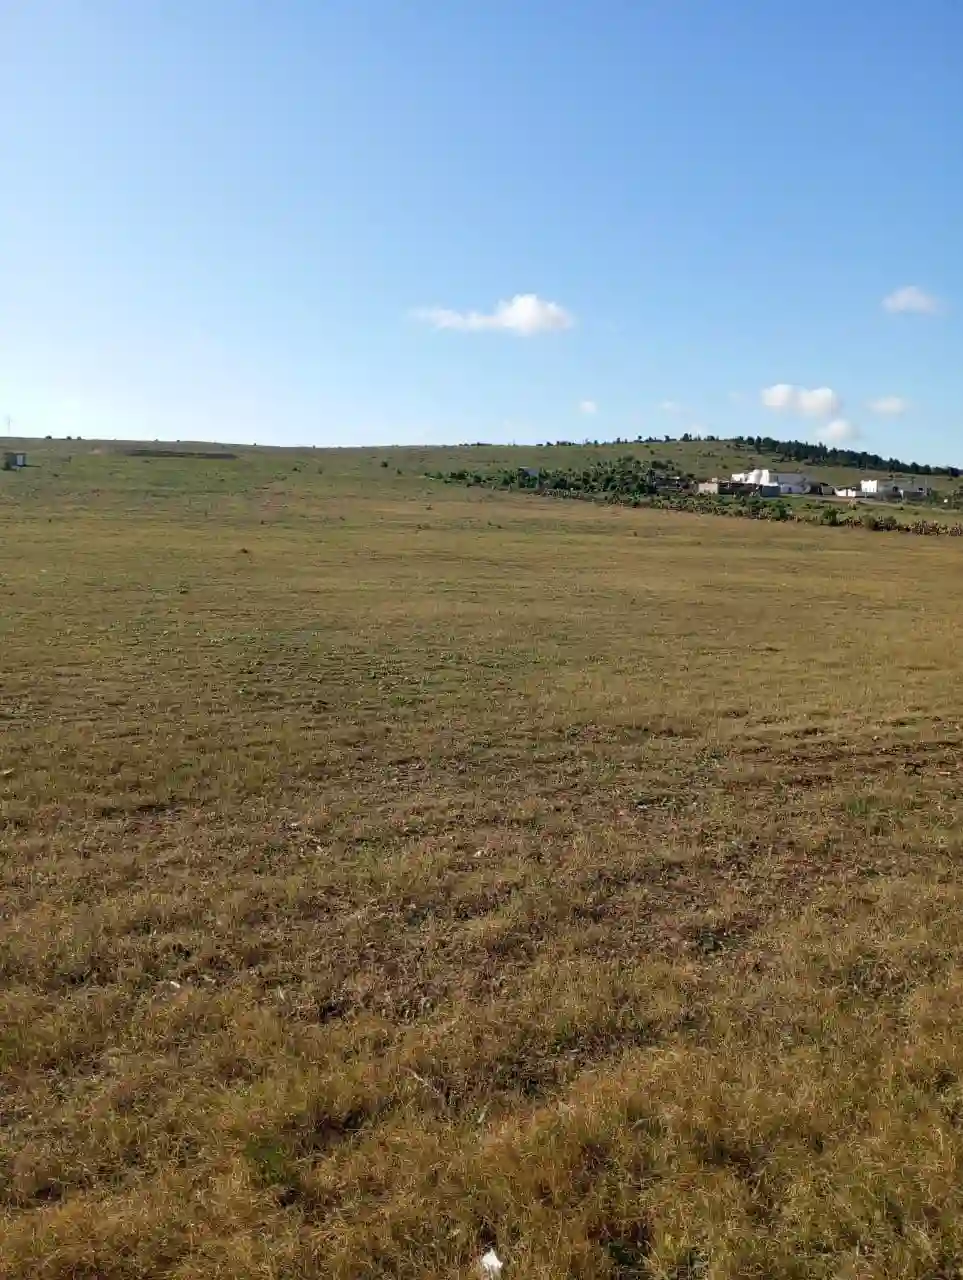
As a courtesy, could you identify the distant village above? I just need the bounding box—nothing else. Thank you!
[697,468,934,502]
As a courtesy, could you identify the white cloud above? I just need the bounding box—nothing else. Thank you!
[578,399,598,415]
[761,384,840,416]
[868,395,909,416]
[819,418,861,444]
[882,285,942,314]
[797,386,841,417]
[658,400,683,413]
[761,383,797,410]
[411,293,574,336]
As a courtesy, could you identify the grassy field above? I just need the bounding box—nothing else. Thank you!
[4,441,963,1278]
[3,432,954,494]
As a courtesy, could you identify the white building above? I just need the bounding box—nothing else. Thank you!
[731,468,810,495]
[860,479,900,500]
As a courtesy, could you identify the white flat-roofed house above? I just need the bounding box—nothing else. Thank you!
[860,478,900,500]
[731,468,810,495]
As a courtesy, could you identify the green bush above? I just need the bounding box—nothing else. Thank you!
[430,465,950,540]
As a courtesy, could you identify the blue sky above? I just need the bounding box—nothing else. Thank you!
[3,1,961,460]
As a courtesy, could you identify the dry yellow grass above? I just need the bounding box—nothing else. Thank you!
[3,445,963,1277]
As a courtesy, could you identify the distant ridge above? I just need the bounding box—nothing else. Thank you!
[530,434,961,478]
[729,435,960,478]
[124,448,238,460]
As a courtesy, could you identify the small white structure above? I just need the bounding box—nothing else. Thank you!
[731,468,810,495]
[860,478,900,500]
[2,451,26,470]
[834,487,859,499]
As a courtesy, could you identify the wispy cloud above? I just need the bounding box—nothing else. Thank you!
[760,384,840,416]
[411,293,574,336]
[760,383,796,410]
[868,396,909,416]
[882,285,942,315]
[578,399,598,415]
[819,418,861,444]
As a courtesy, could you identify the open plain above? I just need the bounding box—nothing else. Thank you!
[4,442,963,1278]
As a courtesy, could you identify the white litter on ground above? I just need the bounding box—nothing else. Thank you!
[479,1248,504,1277]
